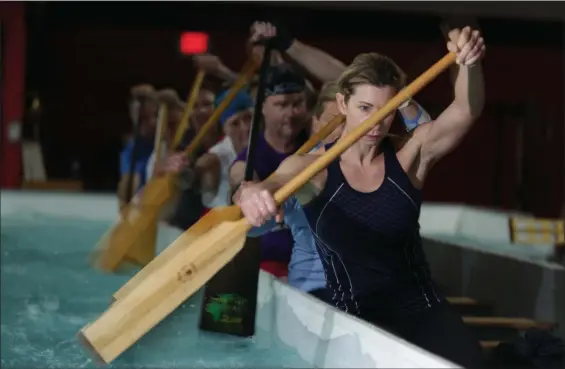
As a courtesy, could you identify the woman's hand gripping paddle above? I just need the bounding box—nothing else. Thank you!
[111,113,345,302]
[91,60,257,273]
[77,52,456,365]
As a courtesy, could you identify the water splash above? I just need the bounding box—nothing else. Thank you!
[1,212,310,368]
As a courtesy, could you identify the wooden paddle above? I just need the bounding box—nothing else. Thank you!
[121,73,212,267]
[121,103,169,266]
[89,71,207,272]
[78,52,456,364]
[91,61,258,273]
[198,40,274,337]
[111,113,345,302]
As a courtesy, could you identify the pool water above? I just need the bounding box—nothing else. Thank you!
[0,212,310,368]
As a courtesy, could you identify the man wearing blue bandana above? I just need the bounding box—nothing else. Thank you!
[229,63,310,278]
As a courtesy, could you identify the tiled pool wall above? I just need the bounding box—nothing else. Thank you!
[1,190,458,368]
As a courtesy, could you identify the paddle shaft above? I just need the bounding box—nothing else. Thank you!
[183,60,258,161]
[296,114,345,155]
[153,104,168,167]
[273,52,457,206]
[172,70,206,150]
[125,97,149,203]
[244,42,273,179]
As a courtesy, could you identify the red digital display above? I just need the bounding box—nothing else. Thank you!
[180,32,209,55]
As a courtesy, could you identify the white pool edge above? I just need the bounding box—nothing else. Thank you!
[420,202,562,270]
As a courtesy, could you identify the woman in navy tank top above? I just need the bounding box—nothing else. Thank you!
[234,27,486,367]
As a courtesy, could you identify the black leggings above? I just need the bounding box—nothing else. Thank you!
[311,291,483,367]
[375,302,484,368]
[308,288,334,304]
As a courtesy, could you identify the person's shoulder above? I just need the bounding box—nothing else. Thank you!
[208,137,229,154]
[121,137,134,152]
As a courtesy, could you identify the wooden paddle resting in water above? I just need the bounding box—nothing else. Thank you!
[78,52,456,364]
[91,61,258,273]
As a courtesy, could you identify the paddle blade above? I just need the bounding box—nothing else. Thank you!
[111,205,242,302]
[138,176,178,207]
[123,221,158,266]
[90,177,177,273]
[199,236,261,336]
[78,219,250,364]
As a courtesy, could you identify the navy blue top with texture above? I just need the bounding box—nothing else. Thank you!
[302,138,443,321]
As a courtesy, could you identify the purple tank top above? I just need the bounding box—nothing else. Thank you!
[234,132,306,264]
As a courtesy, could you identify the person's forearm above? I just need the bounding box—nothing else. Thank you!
[285,40,346,83]
[453,64,485,119]
[271,51,285,65]
[228,161,246,188]
[216,63,239,84]
[195,161,221,193]
[422,62,485,157]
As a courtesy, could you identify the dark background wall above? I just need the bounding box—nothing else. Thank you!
[23,2,564,217]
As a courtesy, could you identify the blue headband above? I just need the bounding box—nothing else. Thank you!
[215,90,254,126]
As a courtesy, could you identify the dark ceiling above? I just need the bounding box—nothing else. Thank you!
[26,2,564,48]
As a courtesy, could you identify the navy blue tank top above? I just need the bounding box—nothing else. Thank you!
[303,138,442,321]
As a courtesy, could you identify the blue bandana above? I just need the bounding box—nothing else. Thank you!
[215,90,254,126]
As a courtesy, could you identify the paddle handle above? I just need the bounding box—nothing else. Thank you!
[152,103,169,175]
[182,60,259,158]
[172,70,206,149]
[124,97,148,203]
[295,115,345,155]
[244,41,273,180]
[273,52,457,205]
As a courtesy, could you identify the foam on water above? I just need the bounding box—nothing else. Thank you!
[0,212,310,368]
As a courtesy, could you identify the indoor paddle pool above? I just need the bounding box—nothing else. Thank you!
[0,191,463,368]
[0,191,310,368]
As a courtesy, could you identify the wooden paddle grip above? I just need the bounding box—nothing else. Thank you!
[273,52,457,206]
[173,70,207,149]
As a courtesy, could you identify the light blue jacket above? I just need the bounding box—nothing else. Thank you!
[248,196,325,292]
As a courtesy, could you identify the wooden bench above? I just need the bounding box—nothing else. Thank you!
[509,216,564,245]
[446,296,494,316]
[447,297,556,350]
[462,316,553,330]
